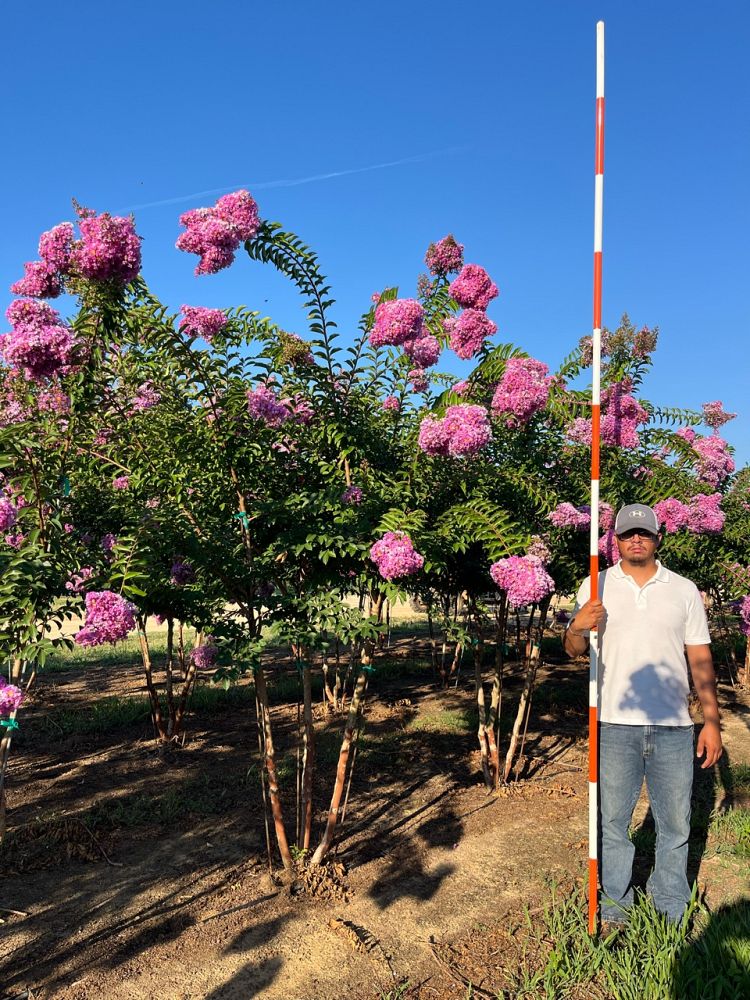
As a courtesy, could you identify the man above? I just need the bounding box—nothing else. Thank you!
[564,503,723,925]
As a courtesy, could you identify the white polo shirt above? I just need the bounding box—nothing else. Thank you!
[571,561,710,726]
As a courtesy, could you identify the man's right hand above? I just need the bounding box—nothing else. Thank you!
[569,599,606,635]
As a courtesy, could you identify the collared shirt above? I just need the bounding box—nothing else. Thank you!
[572,561,710,725]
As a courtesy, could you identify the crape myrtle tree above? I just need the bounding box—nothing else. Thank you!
[1,195,744,866]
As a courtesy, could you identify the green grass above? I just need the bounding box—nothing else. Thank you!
[43,633,184,674]
[709,807,750,858]
[405,707,475,735]
[505,884,750,1000]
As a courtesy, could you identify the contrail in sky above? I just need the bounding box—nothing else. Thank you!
[121,146,467,212]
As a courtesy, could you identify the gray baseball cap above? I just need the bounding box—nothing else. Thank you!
[614,503,659,536]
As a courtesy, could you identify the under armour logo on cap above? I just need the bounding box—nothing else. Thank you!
[614,503,659,535]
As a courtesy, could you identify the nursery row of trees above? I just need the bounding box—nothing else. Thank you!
[1,193,748,863]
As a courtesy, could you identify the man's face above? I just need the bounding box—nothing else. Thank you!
[615,527,660,565]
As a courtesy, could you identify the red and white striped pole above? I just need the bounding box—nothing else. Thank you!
[588,19,605,936]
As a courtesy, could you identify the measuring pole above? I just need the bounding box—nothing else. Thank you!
[588,20,605,936]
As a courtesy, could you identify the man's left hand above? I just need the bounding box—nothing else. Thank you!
[696,720,723,768]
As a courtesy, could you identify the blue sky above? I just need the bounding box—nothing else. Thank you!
[3,0,748,465]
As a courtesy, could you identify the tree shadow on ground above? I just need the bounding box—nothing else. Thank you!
[671,898,750,999]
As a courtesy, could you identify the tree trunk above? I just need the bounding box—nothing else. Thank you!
[137,622,166,741]
[255,664,293,870]
[502,597,551,782]
[473,633,493,790]
[165,617,176,737]
[300,659,315,851]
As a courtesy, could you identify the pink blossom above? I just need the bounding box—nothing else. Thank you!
[100,533,117,553]
[75,591,136,646]
[342,485,363,504]
[38,223,75,273]
[370,299,424,348]
[190,637,219,670]
[676,427,697,445]
[408,369,429,393]
[11,261,62,298]
[693,435,734,487]
[74,211,141,284]
[490,555,555,608]
[370,531,424,581]
[37,386,71,414]
[246,384,290,427]
[599,530,618,565]
[491,358,551,426]
[452,380,471,396]
[0,678,23,716]
[418,404,492,458]
[701,401,736,430]
[685,493,725,534]
[446,309,497,360]
[403,334,441,368]
[290,395,315,425]
[425,235,464,276]
[0,497,18,532]
[654,498,689,533]
[548,502,589,530]
[176,190,259,275]
[112,476,129,490]
[2,299,76,382]
[146,498,160,509]
[65,566,94,593]
[449,264,498,311]
[170,558,195,586]
[180,305,228,342]
[382,395,400,412]
[527,536,552,564]
[578,331,612,367]
[4,532,25,549]
[740,595,750,637]
[417,415,450,456]
[131,381,161,412]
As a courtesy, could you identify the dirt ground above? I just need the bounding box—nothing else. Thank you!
[1,628,748,1000]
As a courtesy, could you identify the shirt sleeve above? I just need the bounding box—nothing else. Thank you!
[685,584,711,645]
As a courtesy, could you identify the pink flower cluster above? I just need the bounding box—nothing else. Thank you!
[190,637,219,670]
[445,309,497,360]
[452,380,470,396]
[131,381,161,412]
[567,383,649,449]
[418,404,492,458]
[12,223,74,298]
[11,261,62,298]
[176,190,260,275]
[491,358,552,427]
[403,334,441,368]
[740,595,750,637]
[38,386,71,414]
[370,532,425,581]
[2,299,76,382]
[75,591,136,646]
[599,530,619,565]
[180,305,228,342]
[369,299,424,348]
[425,235,464,276]
[654,494,725,534]
[342,485,363,504]
[701,400,736,430]
[382,395,400,412]
[65,566,95,593]
[170,558,196,586]
[0,496,18,532]
[692,435,735,487]
[409,369,429,393]
[489,555,555,608]
[527,536,552,564]
[548,501,614,531]
[112,476,129,491]
[247,384,290,428]
[0,677,23,716]
[449,265,498,311]
[75,212,141,284]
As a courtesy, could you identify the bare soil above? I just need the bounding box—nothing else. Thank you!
[1,631,748,1000]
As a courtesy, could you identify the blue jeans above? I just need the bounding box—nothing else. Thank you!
[599,722,694,923]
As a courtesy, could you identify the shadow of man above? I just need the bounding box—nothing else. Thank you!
[671,899,750,999]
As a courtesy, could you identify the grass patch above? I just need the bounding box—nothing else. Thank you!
[504,884,750,1000]
[39,694,153,736]
[405,707,475,735]
[708,807,750,858]
[43,632,188,674]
